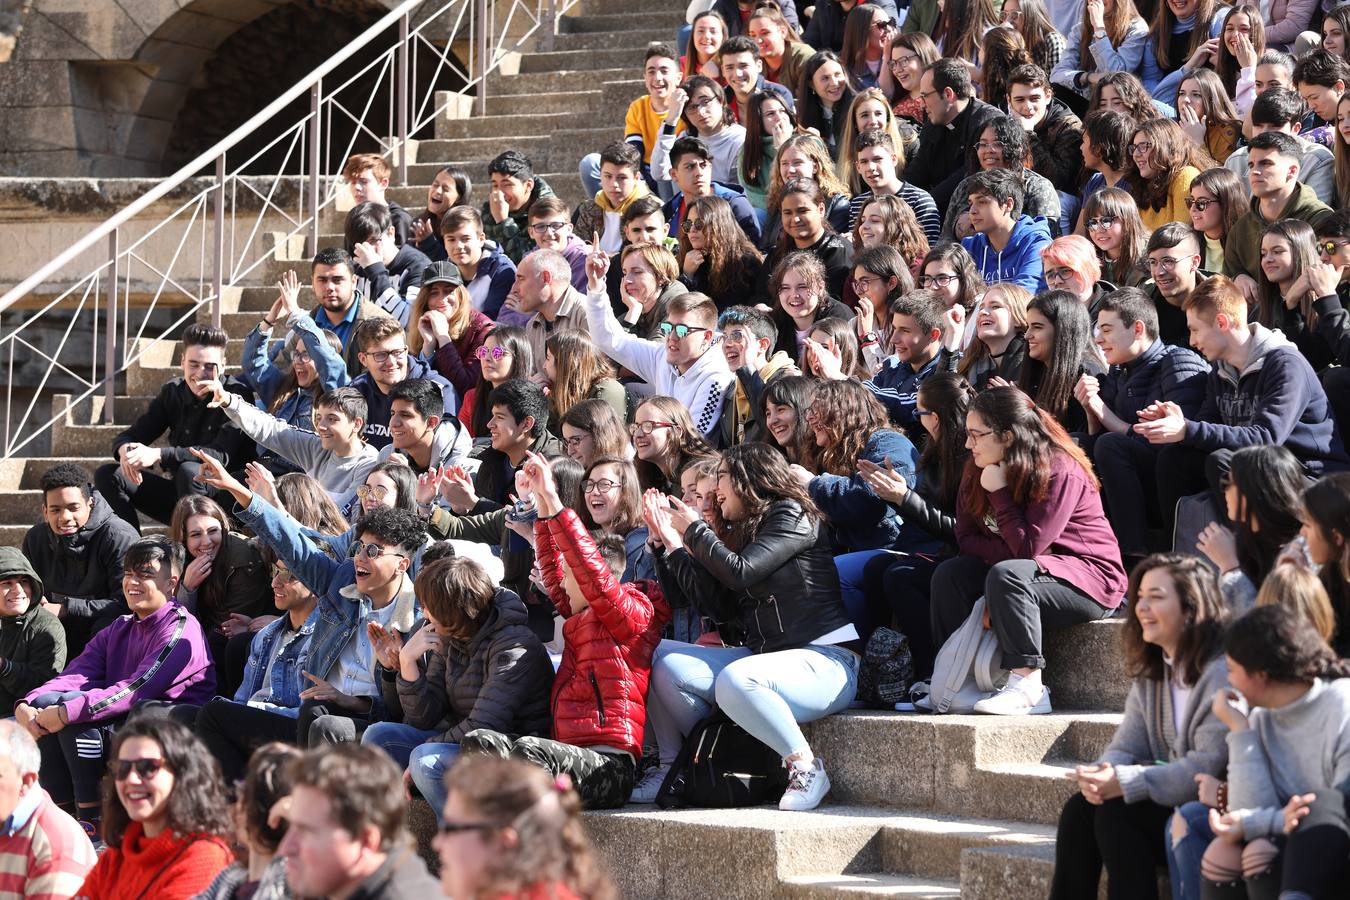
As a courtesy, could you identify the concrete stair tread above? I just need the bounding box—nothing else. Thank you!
[780,874,961,898]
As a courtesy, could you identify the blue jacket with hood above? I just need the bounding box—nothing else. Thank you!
[962,215,1053,294]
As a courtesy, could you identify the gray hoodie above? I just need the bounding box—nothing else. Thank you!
[1227,677,1350,839]
[375,416,472,474]
[1101,654,1231,807]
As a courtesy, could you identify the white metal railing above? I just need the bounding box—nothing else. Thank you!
[0,0,575,458]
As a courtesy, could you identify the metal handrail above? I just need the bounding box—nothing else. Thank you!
[0,0,573,458]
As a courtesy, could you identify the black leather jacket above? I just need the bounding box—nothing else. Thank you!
[656,500,853,653]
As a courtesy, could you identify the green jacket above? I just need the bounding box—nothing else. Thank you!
[902,0,941,36]
[0,547,66,712]
[1224,182,1333,282]
[480,177,557,264]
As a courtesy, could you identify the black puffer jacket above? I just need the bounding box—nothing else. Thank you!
[110,376,256,470]
[1098,338,1211,429]
[659,500,853,653]
[21,491,138,630]
[383,587,553,743]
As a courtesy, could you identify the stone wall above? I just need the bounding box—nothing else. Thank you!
[0,0,393,177]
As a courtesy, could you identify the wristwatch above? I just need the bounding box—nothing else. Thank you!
[1093,28,1107,40]
[860,331,878,346]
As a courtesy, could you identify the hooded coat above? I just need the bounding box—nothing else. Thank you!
[21,491,138,634]
[0,548,65,712]
[962,215,1054,294]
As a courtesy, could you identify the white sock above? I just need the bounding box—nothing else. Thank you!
[1018,669,1043,690]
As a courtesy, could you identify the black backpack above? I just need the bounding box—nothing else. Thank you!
[655,711,788,809]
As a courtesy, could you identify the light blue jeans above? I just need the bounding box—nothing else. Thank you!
[360,722,457,821]
[646,640,860,765]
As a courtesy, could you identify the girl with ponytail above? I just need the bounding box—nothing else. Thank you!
[929,386,1127,716]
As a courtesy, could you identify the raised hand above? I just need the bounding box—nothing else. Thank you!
[245,461,278,507]
[411,218,434,244]
[352,240,382,269]
[197,378,233,410]
[367,621,404,670]
[190,448,249,503]
[440,465,479,513]
[416,466,447,507]
[1211,686,1251,732]
[643,489,683,549]
[277,270,302,319]
[666,494,702,535]
[682,249,706,278]
[489,189,510,225]
[586,234,609,292]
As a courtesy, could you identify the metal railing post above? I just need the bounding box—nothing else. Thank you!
[307,82,322,257]
[475,0,488,116]
[212,155,226,329]
[397,14,410,186]
[103,230,119,423]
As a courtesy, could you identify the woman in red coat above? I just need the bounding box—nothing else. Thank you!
[79,718,232,900]
[929,386,1127,716]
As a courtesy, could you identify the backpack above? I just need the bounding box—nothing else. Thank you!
[857,627,916,708]
[912,597,1008,713]
[655,711,789,809]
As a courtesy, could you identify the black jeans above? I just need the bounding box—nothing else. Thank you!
[1279,793,1350,899]
[1323,367,1350,454]
[94,460,209,531]
[862,551,941,678]
[1050,793,1173,900]
[1155,446,1235,533]
[930,556,1110,670]
[194,698,371,783]
[1093,432,1163,560]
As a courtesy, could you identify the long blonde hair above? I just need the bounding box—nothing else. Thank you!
[407,283,474,356]
[835,88,907,193]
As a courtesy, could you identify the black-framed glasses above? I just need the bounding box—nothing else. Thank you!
[364,348,407,365]
[1184,197,1217,212]
[563,433,590,448]
[658,321,710,339]
[1044,266,1076,284]
[918,273,957,288]
[967,426,995,440]
[348,542,408,560]
[688,95,722,112]
[528,221,569,235]
[292,349,313,363]
[582,478,622,494]
[871,17,896,30]
[1128,141,1154,157]
[1086,215,1119,231]
[439,820,497,835]
[114,758,167,781]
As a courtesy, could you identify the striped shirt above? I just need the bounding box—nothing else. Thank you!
[0,788,96,900]
[848,184,942,246]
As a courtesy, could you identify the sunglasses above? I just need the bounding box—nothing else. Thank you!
[476,346,512,360]
[348,542,408,560]
[439,819,495,835]
[114,758,167,781]
[1319,240,1350,256]
[356,484,391,501]
[1086,216,1119,230]
[657,322,710,339]
[1184,197,1217,212]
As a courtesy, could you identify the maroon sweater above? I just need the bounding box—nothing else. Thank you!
[431,309,493,397]
[954,452,1127,609]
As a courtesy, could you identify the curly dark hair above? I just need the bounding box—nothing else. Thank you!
[352,506,427,553]
[101,718,233,849]
[1123,554,1227,686]
[1225,604,1350,682]
[718,442,821,550]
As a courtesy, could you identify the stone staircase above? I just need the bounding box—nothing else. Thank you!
[4,1,1142,897]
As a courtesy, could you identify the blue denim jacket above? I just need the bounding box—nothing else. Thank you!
[233,610,319,713]
[237,495,421,720]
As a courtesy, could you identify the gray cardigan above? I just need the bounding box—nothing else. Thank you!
[1100,654,1230,807]
[1227,677,1350,840]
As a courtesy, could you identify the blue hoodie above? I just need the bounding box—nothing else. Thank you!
[1184,324,1349,475]
[962,215,1053,294]
[663,182,763,247]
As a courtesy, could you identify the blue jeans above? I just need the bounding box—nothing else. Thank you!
[361,721,441,767]
[1167,801,1215,900]
[835,549,893,641]
[646,640,860,765]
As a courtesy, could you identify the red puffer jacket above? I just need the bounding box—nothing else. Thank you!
[534,509,670,759]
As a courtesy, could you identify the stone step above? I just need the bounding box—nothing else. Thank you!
[0,457,113,492]
[517,47,645,74]
[486,68,639,96]
[437,110,605,141]
[779,874,961,898]
[484,89,605,117]
[553,28,674,51]
[561,11,684,33]
[418,129,613,173]
[579,0,687,17]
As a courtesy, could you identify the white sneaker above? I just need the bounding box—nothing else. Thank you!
[972,674,1052,715]
[779,757,831,811]
[629,764,669,804]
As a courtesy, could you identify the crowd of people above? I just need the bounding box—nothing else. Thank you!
[9,0,1350,897]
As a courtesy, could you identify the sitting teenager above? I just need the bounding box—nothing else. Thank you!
[342,153,413,241]
[759,133,853,250]
[93,324,254,531]
[1015,290,1106,435]
[847,130,941,245]
[17,537,213,836]
[1127,118,1208,231]
[344,201,430,328]
[1300,473,1350,654]
[193,453,426,747]
[577,457,658,587]
[1175,68,1243,165]
[642,443,861,810]
[880,31,939,126]
[1083,187,1150,289]
[918,242,985,348]
[858,289,953,434]
[761,375,818,464]
[193,549,319,783]
[850,197,930,286]
[361,556,553,818]
[1197,605,1350,900]
[1140,0,1227,102]
[410,164,472,261]
[1224,86,1335,205]
[1050,0,1149,105]
[301,248,390,378]
[1253,217,1335,371]
[583,247,735,439]
[1049,554,1230,900]
[1188,166,1248,273]
[243,272,348,474]
[459,452,671,809]
[717,305,797,447]
[209,381,379,507]
[458,326,533,440]
[77,719,232,899]
[543,331,625,436]
[379,377,473,478]
[523,198,590,291]
[591,141,654,255]
[859,373,974,677]
[848,245,914,357]
[795,51,856,159]
[960,168,1054,293]
[767,252,854,363]
[733,89,796,212]
[1145,222,1210,348]
[23,462,138,654]
[1078,287,1210,568]
[630,396,717,496]
[660,136,763,246]
[1073,109,1136,234]
[169,495,275,696]
[0,549,66,717]
[1041,235,1116,321]
[956,283,1031,390]
[929,386,1127,715]
[761,178,855,303]
[1195,445,1307,611]
[560,398,630,469]
[939,114,1061,242]
[653,75,747,191]
[439,206,517,320]
[1130,276,1346,534]
[676,195,764,311]
[480,150,557,265]
[407,261,493,399]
